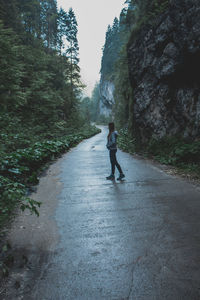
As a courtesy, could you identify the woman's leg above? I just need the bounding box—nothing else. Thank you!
[115,154,123,174]
[110,150,123,174]
[109,150,116,175]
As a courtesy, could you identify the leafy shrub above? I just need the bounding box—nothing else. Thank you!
[0,124,101,230]
[147,137,200,166]
[117,128,136,154]
[0,176,41,228]
[118,131,200,178]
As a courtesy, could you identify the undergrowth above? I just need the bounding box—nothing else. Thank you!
[0,124,101,231]
[118,129,200,179]
[0,122,100,277]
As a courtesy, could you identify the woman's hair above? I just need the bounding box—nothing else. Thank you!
[108,122,115,138]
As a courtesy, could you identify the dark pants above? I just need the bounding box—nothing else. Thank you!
[109,149,123,175]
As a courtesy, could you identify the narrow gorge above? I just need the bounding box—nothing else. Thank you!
[99,0,200,143]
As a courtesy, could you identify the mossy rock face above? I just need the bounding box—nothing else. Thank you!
[127,0,200,143]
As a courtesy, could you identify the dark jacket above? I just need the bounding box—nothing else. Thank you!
[106,131,118,150]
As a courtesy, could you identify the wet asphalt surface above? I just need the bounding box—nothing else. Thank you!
[3,126,200,299]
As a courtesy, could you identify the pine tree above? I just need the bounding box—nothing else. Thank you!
[57,7,68,54]
[0,0,21,31]
[65,8,80,97]
[0,22,24,111]
[100,18,121,79]
[18,0,41,35]
[90,83,100,121]
[0,0,83,128]
[40,0,58,49]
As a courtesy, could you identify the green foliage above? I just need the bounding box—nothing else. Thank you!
[99,0,169,130]
[117,128,136,154]
[0,22,24,111]
[0,124,101,230]
[0,0,82,122]
[0,124,101,276]
[114,46,133,129]
[90,83,101,122]
[100,3,136,128]
[146,137,200,177]
[125,0,169,25]
[147,137,200,166]
[0,175,41,228]
[0,0,97,233]
[118,130,200,178]
[64,7,81,97]
[95,115,111,125]
[80,83,101,123]
[100,18,122,79]
[127,0,169,44]
[80,97,91,122]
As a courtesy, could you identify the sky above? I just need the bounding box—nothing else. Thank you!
[57,0,126,97]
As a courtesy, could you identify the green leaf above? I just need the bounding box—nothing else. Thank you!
[8,168,21,174]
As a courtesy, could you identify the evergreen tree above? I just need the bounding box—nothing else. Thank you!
[18,0,41,38]
[80,97,91,122]
[0,22,24,112]
[100,2,135,127]
[100,18,121,79]
[0,0,99,228]
[79,83,100,122]
[65,8,80,96]
[0,0,20,30]
[114,47,133,129]
[0,0,82,126]
[57,7,68,54]
[40,0,58,48]
[90,83,100,121]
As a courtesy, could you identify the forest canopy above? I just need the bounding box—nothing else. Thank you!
[0,0,83,130]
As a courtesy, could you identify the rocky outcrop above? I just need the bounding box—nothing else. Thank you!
[127,0,200,142]
[99,78,115,117]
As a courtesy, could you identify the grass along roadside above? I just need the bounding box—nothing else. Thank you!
[118,128,200,181]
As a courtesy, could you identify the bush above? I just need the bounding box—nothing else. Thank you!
[0,124,101,230]
[117,128,136,154]
[118,131,200,178]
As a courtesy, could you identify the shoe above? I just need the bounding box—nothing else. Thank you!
[117,173,125,180]
[106,174,115,180]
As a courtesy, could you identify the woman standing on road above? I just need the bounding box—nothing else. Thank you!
[106,122,125,181]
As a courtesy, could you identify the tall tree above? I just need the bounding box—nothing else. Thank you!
[65,8,80,97]
[40,0,58,48]
[0,0,83,126]
[0,0,21,31]
[18,0,41,36]
[90,83,100,121]
[57,7,68,54]
[0,22,24,112]
[100,18,121,79]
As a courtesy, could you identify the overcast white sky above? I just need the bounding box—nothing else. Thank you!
[57,0,125,96]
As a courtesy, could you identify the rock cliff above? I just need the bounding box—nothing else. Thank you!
[127,0,200,142]
[99,78,115,117]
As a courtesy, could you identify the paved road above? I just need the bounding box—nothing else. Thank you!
[4,126,200,299]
